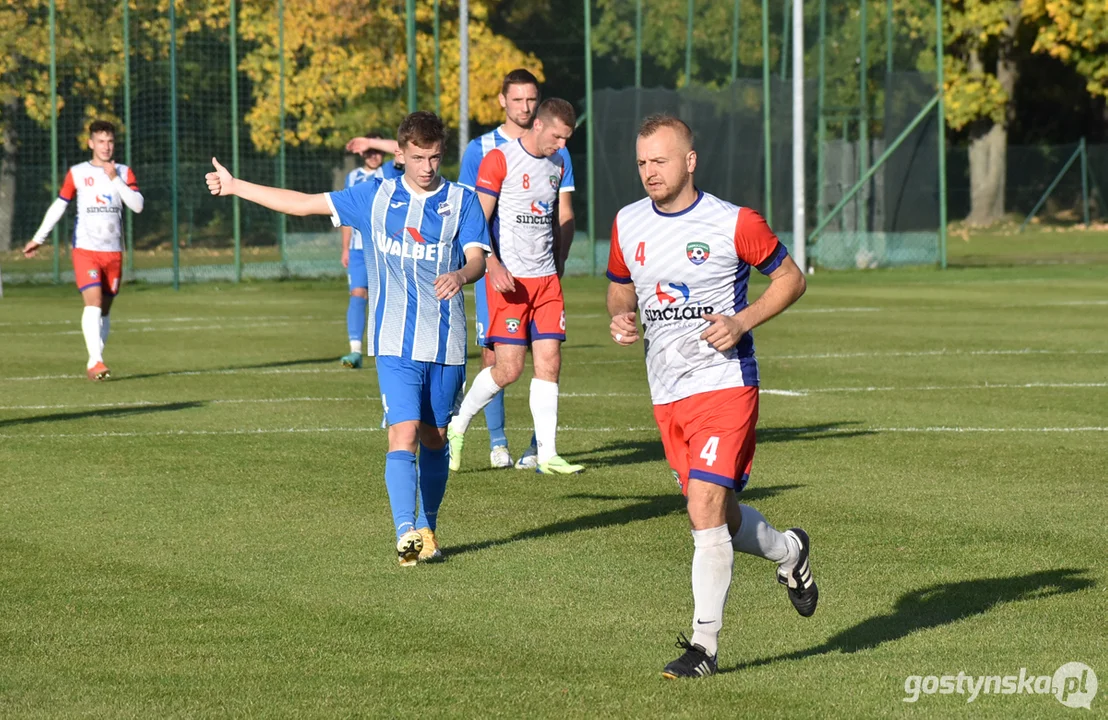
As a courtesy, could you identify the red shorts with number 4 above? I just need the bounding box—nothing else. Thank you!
[72,248,122,296]
[485,273,566,347]
[652,385,759,496]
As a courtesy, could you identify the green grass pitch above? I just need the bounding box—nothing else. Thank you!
[1,266,1105,717]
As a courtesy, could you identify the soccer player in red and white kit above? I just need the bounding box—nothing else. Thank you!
[447,98,584,475]
[24,120,144,380]
[606,115,817,678]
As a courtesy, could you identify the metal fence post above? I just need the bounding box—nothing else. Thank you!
[1081,137,1090,226]
[231,0,242,282]
[407,0,417,111]
[170,0,180,290]
[684,0,693,87]
[585,0,596,274]
[817,0,827,225]
[123,0,133,275]
[859,0,868,235]
[434,0,441,115]
[278,0,287,271]
[761,0,772,225]
[936,0,947,267]
[50,0,60,284]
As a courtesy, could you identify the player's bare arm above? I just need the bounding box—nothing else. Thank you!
[554,191,575,277]
[341,226,352,268]
[700,254,806,352]
[477,190,516,293]
[434,246,487,301]
[206,157,330,216]
[344,137,400,156]
[607,282,640,345]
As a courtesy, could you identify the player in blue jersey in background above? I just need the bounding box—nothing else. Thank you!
[340,134,404,369]
[457,68,577,470]
[206,112,489,566]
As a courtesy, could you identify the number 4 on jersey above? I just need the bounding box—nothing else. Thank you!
[634,241,646,266]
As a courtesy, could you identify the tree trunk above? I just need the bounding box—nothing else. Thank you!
[0,102,17,252]
[965,14,1019,228]
[967,123,1006,226]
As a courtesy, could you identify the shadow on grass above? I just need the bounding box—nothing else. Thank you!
[576,422,875,469]
[0,401,204,428]
[112,356,337,382]
[723,568,1094,673]
[446,484,801,559]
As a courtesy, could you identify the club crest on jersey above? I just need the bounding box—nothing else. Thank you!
[505,318,521,334]
[687,242,710,265]
[548,175,559,190]
[436,201,452,217]
[655,281,690,305]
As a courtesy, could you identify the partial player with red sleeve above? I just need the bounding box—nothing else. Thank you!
[606,114,818,679]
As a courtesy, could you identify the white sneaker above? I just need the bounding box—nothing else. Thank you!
[489,445,513,469]
[514,443,538,470]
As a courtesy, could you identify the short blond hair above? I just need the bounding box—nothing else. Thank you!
[638,114,694,150]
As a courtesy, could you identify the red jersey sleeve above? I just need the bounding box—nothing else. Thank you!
[734,207,787,275]
[59,169,76,202]
[475,149,507,197]
[606,217,632,283]
[124,166,139,190]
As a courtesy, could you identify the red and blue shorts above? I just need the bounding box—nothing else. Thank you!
[652,385,759,496]
[485,273,566,347]
[73,248,122,296]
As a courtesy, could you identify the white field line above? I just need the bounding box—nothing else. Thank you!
[0,314,325,328]
[3,425,1107,440]
[4,320,342,337]
[3,381,1102,411]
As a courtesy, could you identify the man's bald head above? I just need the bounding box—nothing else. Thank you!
[637,114,694,152]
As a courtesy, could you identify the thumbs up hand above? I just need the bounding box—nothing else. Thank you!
[206,157,235,196]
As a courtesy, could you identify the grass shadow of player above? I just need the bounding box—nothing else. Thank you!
[446,484,801,560]
[575,422,875,470]
[112,356,337,382]
[0,401,205,428]
[722,568,1094,674]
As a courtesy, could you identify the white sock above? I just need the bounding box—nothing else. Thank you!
[82,306,103,368]
[690,524,733,657]
[349,340,362,354]
[530,378,559,463]
[451,367,501,433]
[732,504,798,565]
[99,314,111,353]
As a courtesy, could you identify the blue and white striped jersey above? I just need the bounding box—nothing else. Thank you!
[326,176,490,365]
[345,162,403,249]
[457,125,575,192]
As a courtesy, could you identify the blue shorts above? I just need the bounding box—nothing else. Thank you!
[473,275,489,347]
[376,355,466,428]
[348,240,368,290]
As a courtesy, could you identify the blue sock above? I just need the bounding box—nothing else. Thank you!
[347,295,367,345]
[414,443,449,531]
[384,450,418,539]
[484,389,508,449]
[530,431,537,449]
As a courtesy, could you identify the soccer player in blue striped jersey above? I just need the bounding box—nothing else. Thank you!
[340,134,403,370]
[206,112,489,566]
[457,69,576,470]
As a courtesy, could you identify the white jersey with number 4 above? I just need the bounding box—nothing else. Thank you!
[607,191,789,405]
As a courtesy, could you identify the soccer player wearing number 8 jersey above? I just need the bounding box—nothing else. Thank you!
[24,120,144,381]
[206,112,489,566]
[606,115,819,678]
[446,98,584,476]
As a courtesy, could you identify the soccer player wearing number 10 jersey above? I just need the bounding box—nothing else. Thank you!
[206,112,489,567]
[24,120,145,380]
[606,115,819,678]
